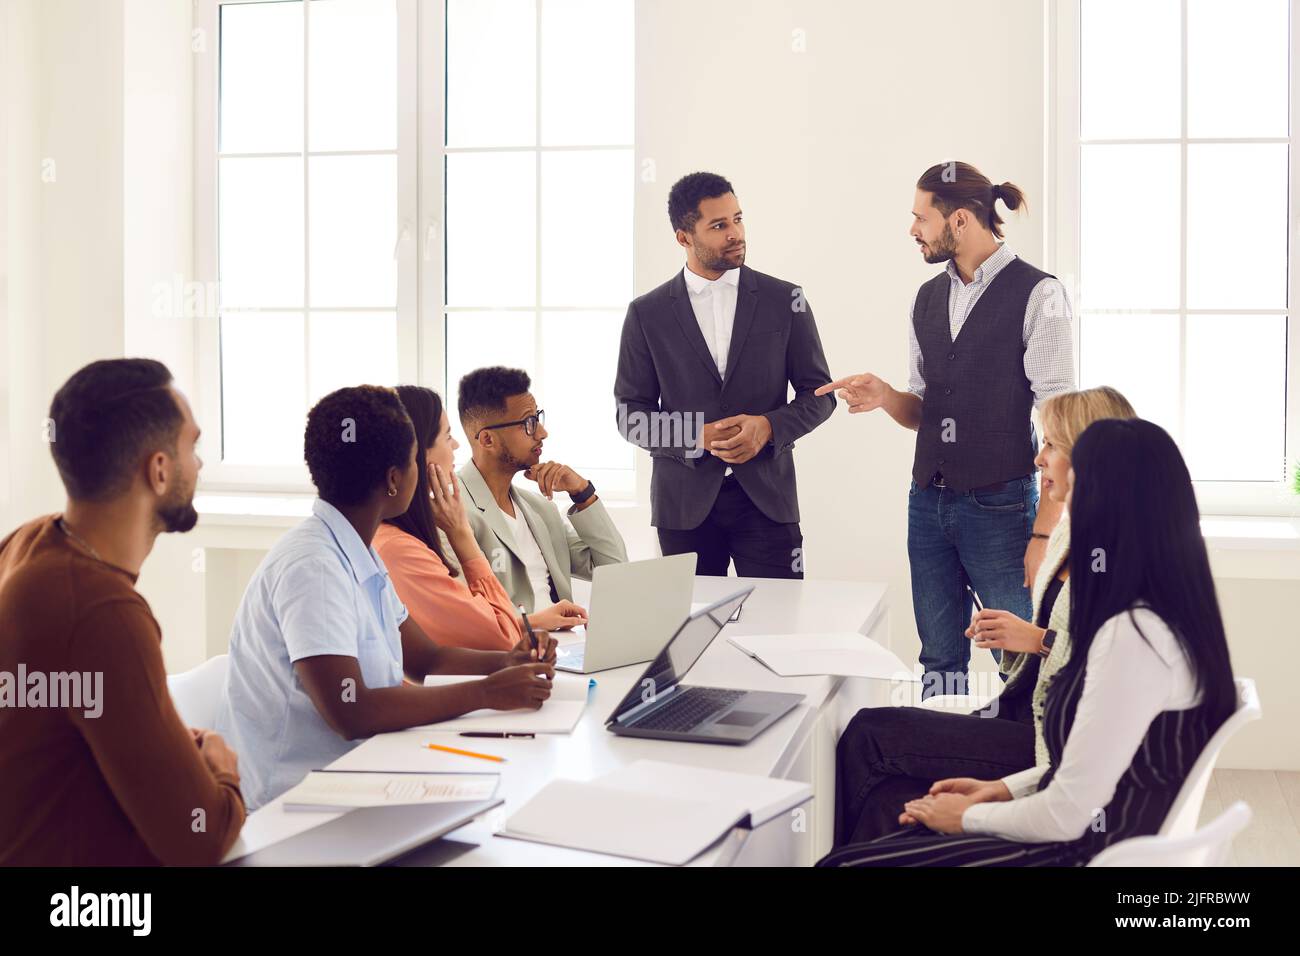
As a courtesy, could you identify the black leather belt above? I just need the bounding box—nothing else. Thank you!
[932,472,1028,492]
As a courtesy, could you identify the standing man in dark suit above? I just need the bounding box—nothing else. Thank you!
[615,171,835,578]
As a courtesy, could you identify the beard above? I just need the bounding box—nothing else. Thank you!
[158,483,199,533]
[499,446,532,474]
[693,237,744,272]
[921,222,958,264]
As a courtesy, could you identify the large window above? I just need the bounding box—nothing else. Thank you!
[196,0,633,493]
[442,0,634,493]
[1056,0,1297,515]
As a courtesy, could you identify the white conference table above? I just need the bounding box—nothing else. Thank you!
[224,575,896,867]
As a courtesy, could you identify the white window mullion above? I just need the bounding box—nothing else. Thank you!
[1287,0,1300,493]
[534,0,545,416]
[418,0,446,394]
[1178,0,1189,449]
[396,0,419,385]
[302,0,312,416]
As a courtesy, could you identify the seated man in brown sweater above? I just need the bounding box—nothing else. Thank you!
[0,358,245,865]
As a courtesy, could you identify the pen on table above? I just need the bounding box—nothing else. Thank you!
[459,732,535,739]
[424,742,506,763]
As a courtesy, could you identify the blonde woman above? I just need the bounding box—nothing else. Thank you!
[832,386,1136,848]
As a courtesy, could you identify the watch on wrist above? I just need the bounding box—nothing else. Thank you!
[569,480,596,505]
[1038,628,1057,657]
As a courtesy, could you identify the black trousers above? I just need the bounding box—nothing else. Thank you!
[656,474,804,579]
[833,704,1035,847]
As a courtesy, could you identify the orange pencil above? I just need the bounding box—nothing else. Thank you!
[424,742,506,763]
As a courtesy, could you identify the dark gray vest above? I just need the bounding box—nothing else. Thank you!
[910,256,1052,492]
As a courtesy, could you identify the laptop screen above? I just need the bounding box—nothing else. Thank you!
[607,587,753,722]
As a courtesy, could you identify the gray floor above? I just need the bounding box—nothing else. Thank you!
[1200,769,1300,866]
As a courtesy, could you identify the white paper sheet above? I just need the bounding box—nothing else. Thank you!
[727,632,919,681]
[415,672,591,733]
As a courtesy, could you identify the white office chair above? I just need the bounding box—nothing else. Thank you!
[166,654,229,729]
[924,676,1259,823]
[1158,677,1261,838]
[1088,801,1251,867]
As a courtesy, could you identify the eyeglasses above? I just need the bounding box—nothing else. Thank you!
[476,409,545,440]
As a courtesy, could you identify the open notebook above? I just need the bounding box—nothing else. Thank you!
[281,771,500,812]
[415,672,591,734]
[498,760,812,865]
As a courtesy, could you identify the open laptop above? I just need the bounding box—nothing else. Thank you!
[554,553,695,674]
[605,588,804,745]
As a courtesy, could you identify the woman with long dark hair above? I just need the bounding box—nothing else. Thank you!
[819,418,1236,866]
[830,387,1136,847]
[374,385,586,650]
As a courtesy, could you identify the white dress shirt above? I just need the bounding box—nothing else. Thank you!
[906,243,1075,407]
[683,265,741,474]
[961,606,1201,843]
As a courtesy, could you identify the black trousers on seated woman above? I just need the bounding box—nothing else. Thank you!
[834,658,1039,848]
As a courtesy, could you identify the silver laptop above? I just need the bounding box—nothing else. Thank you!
[555,553,695,674]
[223,798,502,867]
[605,588,805,745]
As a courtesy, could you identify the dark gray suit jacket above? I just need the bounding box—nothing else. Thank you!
[614,265,835,530]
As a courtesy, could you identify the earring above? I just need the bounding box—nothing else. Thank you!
[387,488,397,497]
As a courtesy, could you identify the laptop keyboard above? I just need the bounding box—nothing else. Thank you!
[631,687,746,732]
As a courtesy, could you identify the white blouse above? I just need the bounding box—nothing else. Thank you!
[961,606,1201,843]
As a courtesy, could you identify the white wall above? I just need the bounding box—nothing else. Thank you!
[3,0,127,531]
[633,0,1047,682]
[1,0,201,667]
[121,0,203,672]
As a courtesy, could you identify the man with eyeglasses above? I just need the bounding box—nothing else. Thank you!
[448,366,627,613]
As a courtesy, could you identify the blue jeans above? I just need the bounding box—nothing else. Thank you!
[907,474,1037,698]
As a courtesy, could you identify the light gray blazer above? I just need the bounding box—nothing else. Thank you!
[440,461,628,612]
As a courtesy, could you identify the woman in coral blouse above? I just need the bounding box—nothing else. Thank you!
[375,386,588,650]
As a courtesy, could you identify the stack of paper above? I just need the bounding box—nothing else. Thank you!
[282,771,499,812]
[727,632,918,681]
[498,760,812,865]
[417,672,590,733]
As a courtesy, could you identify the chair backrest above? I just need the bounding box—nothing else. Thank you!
[166,654,230,729]
[1089,801,1251,867]
[1159,677,1261,838]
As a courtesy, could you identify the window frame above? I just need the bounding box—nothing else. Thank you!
[195,0,641,501]
[1049,0,1300,517]
[195,0,420,492]
[437,0,637,498]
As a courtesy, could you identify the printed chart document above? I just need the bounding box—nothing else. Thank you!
[728,632,919,681]
[282,771,500,812]
[498,760,812,865]
[416,672,590,734]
